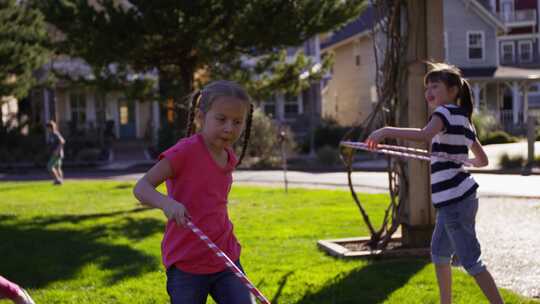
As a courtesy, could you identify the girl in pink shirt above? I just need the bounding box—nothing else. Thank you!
[0,275,35,304]
[134,80,254,304]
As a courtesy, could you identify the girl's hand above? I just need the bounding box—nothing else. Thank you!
[365,128,387,150]
[162,202,189,226]
[469,158,486,168]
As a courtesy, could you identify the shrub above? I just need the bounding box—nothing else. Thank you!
[481,130,518,145]
[499,153,524,169]
[472,111,498,142]
[157,122,182,154]
[316,145,340,166]
[235,108,296,167]
[302,118,362,153]
[76,148,103,162]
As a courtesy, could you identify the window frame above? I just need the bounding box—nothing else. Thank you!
[518,40,533,63]
[467,31,485,61]
[500,41,515,64]
[70,91,87,128]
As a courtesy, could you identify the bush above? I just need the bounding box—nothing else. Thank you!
[235,108,296,167]
[302,118,362,153]
[77,148,103,162]
[499,153,524,169]
[472,111,498,142]
[480,130,518,145]
[157,122,182,154]
[316,145,340,166]
[0,124,49,164]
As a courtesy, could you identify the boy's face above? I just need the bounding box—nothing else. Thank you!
[425,80,458,110]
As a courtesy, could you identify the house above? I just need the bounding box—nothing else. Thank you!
[31,57,160,142]
[260,37,323,141]
[320,0,540,134]
[445,0,540,133]
[319,7,380,126]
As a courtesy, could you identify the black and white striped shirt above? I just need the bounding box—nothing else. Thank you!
[430,105,478,207]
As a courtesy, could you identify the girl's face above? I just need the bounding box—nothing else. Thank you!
[197,96,248,152]
[424,80,458,110]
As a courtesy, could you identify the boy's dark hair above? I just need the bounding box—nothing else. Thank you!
[185,80,253,167]
[424,62,473,121]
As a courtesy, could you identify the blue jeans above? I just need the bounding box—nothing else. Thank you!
[431,192,486,276]
[166,260,254,304]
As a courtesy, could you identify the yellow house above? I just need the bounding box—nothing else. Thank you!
[320,8,378,126]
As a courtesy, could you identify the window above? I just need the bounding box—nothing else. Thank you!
[284,93,300,118]
[355,55,361,66]
[262,95,277,118]
[166,98,174,123]
[518,40,533,63]
[70,92,86,128]
[501,41,515,64]
[467,31,484,60]
[501,0,514,22]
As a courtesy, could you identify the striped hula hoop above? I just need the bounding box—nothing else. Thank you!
[186,220,271,304]
[340,141,473,167]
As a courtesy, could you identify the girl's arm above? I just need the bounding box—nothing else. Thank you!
[133,158,189,225]
[366,116,444,148]
[469,139,489,167]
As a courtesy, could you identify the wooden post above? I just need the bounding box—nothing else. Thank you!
[527,114,536,170]
[401,0,444,247]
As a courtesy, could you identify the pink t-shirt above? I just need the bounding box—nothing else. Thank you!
[159,133,241,274]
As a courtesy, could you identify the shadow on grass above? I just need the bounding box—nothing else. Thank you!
[295,259,430,304]
[271,271,294,303]
[0,208,162,288]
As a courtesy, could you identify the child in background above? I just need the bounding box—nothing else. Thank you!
[366,62,504,304]
[133,80,254,304]
[46,120,65,185]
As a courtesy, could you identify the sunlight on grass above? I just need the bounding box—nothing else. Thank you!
[0,181,536,303]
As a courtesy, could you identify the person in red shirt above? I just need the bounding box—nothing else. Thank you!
[133,80,254,304]
[0,275,35,304]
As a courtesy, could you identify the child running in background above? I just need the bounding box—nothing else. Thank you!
[46,120,65,185]
[0,275,35,304]
[133,80,254,304]
[366,62,504,304]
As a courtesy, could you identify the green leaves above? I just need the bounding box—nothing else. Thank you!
[0,0,50,98]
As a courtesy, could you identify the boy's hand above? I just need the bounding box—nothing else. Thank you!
[163,202,189,226]
[365,128,387,150]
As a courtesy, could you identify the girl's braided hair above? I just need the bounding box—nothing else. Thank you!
[185,80,253,167]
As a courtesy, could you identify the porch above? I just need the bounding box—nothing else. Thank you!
[464,66,540,135]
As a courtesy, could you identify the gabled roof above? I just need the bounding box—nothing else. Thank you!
[462,0,506,32]
[320,6,374,50]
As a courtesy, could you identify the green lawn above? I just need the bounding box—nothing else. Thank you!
[0,181,536,304]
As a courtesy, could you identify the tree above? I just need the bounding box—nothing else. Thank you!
[0,0,50,99]
[34,0,365,126]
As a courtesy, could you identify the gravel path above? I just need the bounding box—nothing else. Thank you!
[476,197,540,299]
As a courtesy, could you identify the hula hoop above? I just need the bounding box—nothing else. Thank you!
[340,141,473,167]
[186,220,271,304]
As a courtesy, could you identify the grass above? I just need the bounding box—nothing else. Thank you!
[0,181,537,304]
